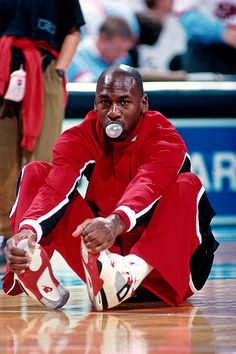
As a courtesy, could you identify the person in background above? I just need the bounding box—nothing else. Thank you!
[136,0,174,47]
[174,0,236,74]
[79,0,174,68]
[130,0,174,67]
[3,65,219,311]
[67,16,135,83]
[79,0,142,38]
[0,0,85,264]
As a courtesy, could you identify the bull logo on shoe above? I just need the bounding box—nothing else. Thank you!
[42,285,53,293]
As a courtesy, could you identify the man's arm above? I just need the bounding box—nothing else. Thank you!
[55,30,81,72]
[113,122,190,232]
[15,118,98,242]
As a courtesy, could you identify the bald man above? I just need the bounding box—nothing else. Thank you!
[3,65,219,311]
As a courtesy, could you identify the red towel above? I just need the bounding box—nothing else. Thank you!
[0,36,65,152]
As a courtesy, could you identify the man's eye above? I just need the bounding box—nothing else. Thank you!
[121,100,129,106]
[101,101,110,106]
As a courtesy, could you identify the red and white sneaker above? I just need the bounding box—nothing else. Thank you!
[81,241,135,311]
[15,240,69,310]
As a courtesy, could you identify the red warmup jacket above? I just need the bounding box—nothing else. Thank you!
[16,110,190,241]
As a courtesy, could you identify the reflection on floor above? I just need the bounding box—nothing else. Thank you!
[0,225,235,353]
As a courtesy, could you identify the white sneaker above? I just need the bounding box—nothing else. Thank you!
[81,241,135,311]
[15,240,70,310]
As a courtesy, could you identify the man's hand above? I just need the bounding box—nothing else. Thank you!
[72,214,125,253]
[4,229,37,274]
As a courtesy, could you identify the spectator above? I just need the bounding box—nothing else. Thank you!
[174,0,236,74]
[67,16,135,82]
[137,0,173,46]
[79,0,142,37]
[0,0,85,263]
[79,0,174,68]
[131,0,174,67]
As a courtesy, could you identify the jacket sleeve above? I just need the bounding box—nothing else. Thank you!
[18,119,97,241]
[113,122,190,231]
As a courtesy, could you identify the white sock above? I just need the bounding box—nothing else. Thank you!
[124,254,153,289]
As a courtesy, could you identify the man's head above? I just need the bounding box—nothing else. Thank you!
[145,0,173,14]
[96,16,135,65]
[95,64,148,141]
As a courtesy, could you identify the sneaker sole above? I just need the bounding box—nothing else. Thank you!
[17,277,70,309]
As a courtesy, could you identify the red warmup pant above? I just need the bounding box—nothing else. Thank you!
[3,161,208,306]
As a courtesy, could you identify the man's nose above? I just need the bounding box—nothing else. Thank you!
[107,104,121,119]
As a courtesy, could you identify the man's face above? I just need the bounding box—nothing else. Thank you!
[158,0,173,14]
[98,35,134,64]
[95,73,148,141]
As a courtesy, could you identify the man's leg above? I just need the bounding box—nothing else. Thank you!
[9,161,52,233]
[46,190,95,283]
[2,161,69,309]
[3,160,96,309]
[0,60,64,263]
[0,100,22,263]
[130,172,218,305]
[81,172,218,310]
[31,59,64,162]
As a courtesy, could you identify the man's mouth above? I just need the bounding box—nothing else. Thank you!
[105,122,124,138]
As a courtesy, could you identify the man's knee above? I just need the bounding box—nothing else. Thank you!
[23,161,51,181]
[18,161,52,195]
[177,172,203,193]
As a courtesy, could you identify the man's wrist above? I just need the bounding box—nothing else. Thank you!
[55,68,65,78]
[108,214,125,236]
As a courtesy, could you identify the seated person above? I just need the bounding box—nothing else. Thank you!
[3,64,219,311]
[67,16,134,82]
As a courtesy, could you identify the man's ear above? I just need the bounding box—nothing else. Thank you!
[140,94,149,114]
[94,100,97,110]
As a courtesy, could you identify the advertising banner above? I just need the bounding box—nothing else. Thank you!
[173,118,236,225]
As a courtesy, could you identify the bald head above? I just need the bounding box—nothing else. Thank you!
[94,64,148,141]
[96,65,144,97]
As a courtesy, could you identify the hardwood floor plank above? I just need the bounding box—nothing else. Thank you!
[0,279,235,353]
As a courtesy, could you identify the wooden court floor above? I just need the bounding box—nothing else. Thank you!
[0,227,236,353]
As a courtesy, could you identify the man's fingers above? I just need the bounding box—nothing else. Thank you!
[5,245,26,257]
[28,235,36,249]
[6,231,37,250]
[8,254,31,265]
[6,247,31,261]
[72,219,92,237]
[9,263,30,274]
[6,252,31,273]
[87,241,110,253]
[72,225,83,238]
